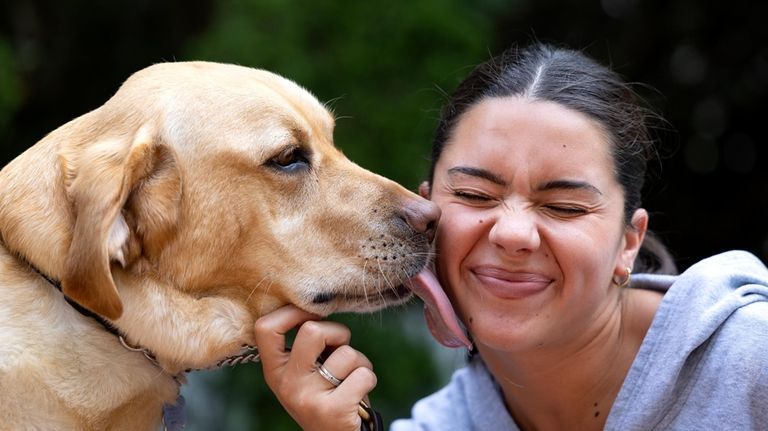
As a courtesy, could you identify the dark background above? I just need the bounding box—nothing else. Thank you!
[1,0,766,429]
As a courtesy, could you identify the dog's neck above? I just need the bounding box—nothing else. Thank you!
[15,246,262,375]
[3,241,260,430]
[10,244,167,368]
[0,242,180,429]
[28,259,123,336]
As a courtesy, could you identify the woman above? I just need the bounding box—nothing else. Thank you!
[254,43,768,430]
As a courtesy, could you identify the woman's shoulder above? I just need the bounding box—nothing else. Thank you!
[682,250,768,284]
[612,251,768,426]
[390,357,517,431]
[669,250,768,321]
[636,250,768,314]
[607,253,768,429]
[633,250,768,290]
[643,250,768,348]
[389,362,474,431]
[709,297,768,361]
[651,298,768,428]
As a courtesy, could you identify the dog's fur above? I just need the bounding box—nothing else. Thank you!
[0,62,438,430]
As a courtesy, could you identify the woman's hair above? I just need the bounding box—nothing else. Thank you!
[429,42,677,274]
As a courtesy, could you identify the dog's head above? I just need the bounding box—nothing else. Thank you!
[0,62,438,369]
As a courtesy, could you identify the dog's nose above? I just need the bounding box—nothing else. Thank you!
[401,199,441,242]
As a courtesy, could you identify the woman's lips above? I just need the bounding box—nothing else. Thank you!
[472,267,553,299]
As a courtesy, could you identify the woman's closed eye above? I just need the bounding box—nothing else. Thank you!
[452,189,493,202]
[542,204,589,216]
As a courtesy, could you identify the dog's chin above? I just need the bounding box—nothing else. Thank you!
[300,284,414,316]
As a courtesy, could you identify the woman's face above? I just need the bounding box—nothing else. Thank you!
[429,97,646,353]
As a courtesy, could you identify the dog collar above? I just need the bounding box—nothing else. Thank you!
[21,257,261,430]
[23,259,262,371]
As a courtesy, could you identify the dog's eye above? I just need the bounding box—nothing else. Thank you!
[269,146,310,173]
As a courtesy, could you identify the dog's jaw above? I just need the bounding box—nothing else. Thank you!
[308,289,414,316]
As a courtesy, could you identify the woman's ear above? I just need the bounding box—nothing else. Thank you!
[617,208,648,274]
[418,181,431,199]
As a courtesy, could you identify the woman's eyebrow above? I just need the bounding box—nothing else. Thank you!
[446,167,603,196]
[447,166,506,185]
[538,179,603,195]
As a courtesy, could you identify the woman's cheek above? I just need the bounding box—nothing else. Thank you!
[435,208,485,310]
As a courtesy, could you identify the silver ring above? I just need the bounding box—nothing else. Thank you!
[317,363,343,387]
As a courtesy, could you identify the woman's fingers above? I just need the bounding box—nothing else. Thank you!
[253,304,320,357]
[317,345,372,387]
[254,305,377,431]
[331,362,378,408]
[309,346,378,430]
[253,305,320,382]
[290,319,351,370]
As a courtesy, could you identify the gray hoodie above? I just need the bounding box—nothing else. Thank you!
[391,251,768,430]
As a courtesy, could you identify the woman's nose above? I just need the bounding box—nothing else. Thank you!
[487,206,541,255]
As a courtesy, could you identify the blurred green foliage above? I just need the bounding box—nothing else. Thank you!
[0,37,20,133]
[184,0,506,188]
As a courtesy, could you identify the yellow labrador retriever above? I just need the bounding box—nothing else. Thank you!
[0,62,439,430]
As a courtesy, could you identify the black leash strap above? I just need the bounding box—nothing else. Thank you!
[358,400,384,431]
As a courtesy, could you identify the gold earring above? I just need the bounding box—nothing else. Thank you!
[614,267,632,288]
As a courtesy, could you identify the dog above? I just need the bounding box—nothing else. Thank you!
[0,61,439,430]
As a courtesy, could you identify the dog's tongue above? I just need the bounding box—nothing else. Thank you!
[406,269,472,350]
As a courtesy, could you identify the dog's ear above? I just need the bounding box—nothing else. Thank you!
[60,125,181,320]
[123,139,182,261]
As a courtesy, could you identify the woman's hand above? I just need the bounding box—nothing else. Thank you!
[254,305,377,431]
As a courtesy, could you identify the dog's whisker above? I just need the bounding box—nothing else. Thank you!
[373,260,393,307]
[246,275,271,304]
[361,258,376,308]
[377,259,396,291]
[362,272,371,307]
[373,260,386,289]
[257,280,277,317]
